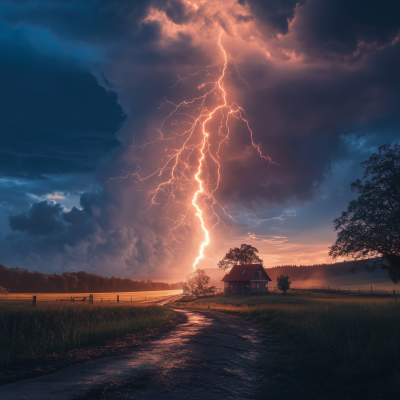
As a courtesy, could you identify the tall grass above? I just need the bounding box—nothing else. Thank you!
[176,297,400,398]
[0,303,173,370]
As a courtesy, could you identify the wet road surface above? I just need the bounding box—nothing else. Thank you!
[0,306,264,400]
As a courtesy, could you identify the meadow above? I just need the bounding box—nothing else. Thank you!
[0,300,175,370]
[173,292,400,399]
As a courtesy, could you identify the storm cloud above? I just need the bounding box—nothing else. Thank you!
[1,0,399,278]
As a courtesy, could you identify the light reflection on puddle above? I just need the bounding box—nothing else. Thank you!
[0,308,264,400]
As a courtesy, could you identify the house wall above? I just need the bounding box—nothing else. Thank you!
[226,281,249,287]
[224,279,269,293]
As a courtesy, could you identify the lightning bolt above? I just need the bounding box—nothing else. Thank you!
[109,32,274,271]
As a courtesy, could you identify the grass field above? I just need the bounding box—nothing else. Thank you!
[0,289,182,304]
[0,302,174,370]
[172,292,400,399]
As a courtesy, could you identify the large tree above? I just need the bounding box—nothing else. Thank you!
[329,143,400,283]
[217,244,263,271]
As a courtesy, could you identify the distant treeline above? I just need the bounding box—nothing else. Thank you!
[265,260,384,281]
[0,265,183,293]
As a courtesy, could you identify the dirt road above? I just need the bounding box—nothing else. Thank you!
[0,305,265,400]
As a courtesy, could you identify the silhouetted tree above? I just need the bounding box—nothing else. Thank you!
[277,274,291,295]
[217,244,263,271]
[329,143,400,283]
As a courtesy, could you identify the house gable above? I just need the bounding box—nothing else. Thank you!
[221,264,272,282]
[250,266,272,281]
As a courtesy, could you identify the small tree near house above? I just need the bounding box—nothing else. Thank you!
[183,269,215,298]
[277,274,291,295]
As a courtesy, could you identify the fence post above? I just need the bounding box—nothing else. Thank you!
[32,296,36,307]
[117,295,119,303]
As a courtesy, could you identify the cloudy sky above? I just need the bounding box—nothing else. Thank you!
[1,0,399,281]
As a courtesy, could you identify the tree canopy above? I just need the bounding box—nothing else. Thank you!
[329,143,400,283]
[217,244,263,271]
[183,269,214,297]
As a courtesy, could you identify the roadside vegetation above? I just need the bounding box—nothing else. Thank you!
[0,302,173,370]
[172,292,400,399]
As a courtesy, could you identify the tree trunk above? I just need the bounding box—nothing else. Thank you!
[383,254,400,283]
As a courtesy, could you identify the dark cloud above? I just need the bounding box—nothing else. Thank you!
[8,201,64,235]
[1,0,194,44]
[3,193,173,278]
[0,33,125,179]
[202,36,400,207]
[80,191,104,217]
[0,0,151,43]
[292,0,400,59]
[63,207,89,225]
[239,0,305,35]
[164,0,195,25]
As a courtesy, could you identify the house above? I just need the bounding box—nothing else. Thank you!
[221,264,272,293]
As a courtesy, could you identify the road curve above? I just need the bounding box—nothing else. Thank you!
[0,303,264,400]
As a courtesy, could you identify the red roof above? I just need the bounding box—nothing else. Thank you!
[221,264,272,282]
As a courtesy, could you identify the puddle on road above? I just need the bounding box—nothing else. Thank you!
[0,309,264,400]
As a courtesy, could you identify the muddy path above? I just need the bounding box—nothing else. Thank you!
[0,304,265,400]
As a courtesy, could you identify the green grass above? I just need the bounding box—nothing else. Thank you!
[0,302,173,370]
[173,293,400,399]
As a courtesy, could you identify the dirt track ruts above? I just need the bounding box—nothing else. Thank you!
[0,302,265,400]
